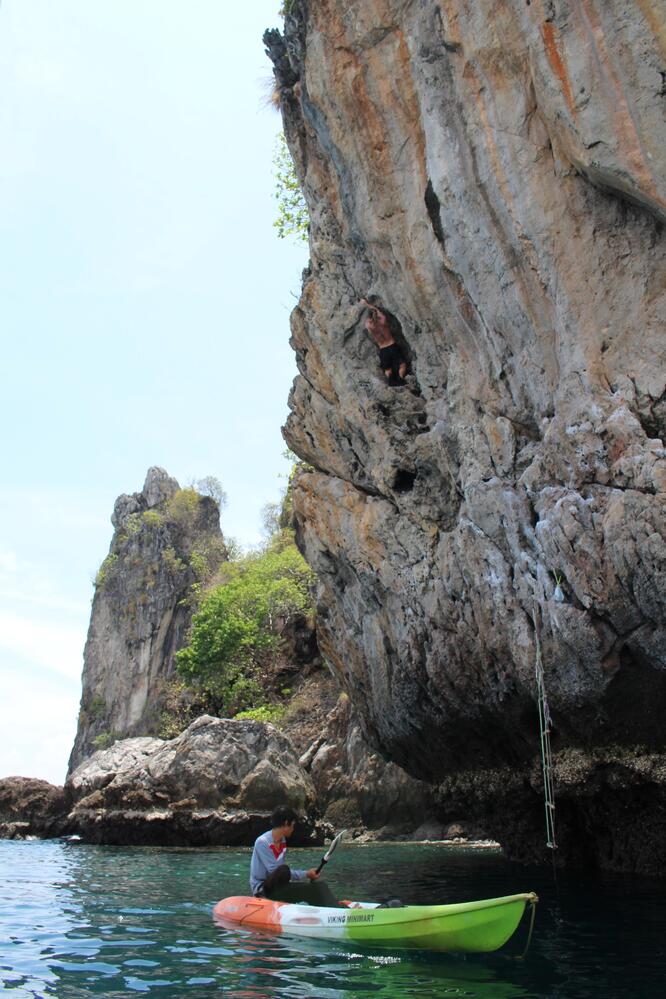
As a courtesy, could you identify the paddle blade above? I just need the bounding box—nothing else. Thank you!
[323,828,347,861]
[314,829,347,875]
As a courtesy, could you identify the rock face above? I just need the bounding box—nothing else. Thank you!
[0,708,451,846]
[266,1,666,871]
[267,643,448,839]
[300,692,446,838]
[66,715,318,846]
[0,777,69,839]
[68,469,226,773]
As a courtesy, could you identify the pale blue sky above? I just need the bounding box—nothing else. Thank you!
[0,1,307,783]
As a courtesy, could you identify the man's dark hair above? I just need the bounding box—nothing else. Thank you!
[271,806,299,828]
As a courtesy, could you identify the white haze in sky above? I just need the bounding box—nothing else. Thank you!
[0,1,308,783]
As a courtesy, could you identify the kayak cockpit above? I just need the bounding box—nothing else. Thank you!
[267,880,345,907]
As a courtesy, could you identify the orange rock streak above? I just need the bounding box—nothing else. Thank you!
[541,21,577,117]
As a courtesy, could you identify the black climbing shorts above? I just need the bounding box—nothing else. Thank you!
[378,343,406,384]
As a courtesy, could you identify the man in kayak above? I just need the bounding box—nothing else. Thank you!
[250,806,320,898]
[361,298,408,386]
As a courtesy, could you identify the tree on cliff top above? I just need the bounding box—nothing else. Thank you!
[192,475,227,509]
[274,132,308,243]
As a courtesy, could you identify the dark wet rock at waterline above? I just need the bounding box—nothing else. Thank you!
[0,777,71,840]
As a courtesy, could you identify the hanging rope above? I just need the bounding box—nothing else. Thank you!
[517,894,539,960]
[533,608,557,850]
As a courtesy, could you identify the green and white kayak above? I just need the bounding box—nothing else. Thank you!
[213,891,538,953]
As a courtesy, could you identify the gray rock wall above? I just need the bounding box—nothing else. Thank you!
[301,691,446,837]
[68,468,226,773]
[266,0,666,870]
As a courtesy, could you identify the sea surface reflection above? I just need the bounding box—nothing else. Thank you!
[1,840,664,996]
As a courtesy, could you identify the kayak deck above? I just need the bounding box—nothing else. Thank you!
[213,892,538,953]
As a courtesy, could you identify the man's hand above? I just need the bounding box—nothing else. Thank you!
[306,868,320,881]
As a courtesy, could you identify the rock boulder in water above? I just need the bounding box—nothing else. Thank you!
[66,716,319,846]
[0,777,69,839]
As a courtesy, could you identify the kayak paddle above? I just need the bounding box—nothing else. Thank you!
[315,829,347,875]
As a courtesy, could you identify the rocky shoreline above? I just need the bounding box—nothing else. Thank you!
[5,711,664,874]
[0,713,479,848]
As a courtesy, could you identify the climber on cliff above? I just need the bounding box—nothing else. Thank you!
[250,806,320,899]
[361,298,408,386]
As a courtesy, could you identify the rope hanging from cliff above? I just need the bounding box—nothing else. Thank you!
[533,608,557,851]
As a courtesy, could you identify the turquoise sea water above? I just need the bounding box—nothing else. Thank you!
[0,839,664,997]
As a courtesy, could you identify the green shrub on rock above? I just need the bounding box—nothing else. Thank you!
[88,695,107,721]
[95,554,118,590]
[176,539,314,716]
[235,704,286,725]
[162,546,187,577]
[165,488,201,526]
[92,731,117,751]
[273,132,308,243]
[142,509,163,529]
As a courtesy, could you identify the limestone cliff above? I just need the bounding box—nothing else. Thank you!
[68,468,226,773]
[266,1,666,871]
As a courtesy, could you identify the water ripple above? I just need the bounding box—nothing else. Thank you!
[1,840,664,997]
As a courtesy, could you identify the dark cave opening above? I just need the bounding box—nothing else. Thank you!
[392,469,417,492]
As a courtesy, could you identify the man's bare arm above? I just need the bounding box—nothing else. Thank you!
[360,298,386,319]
